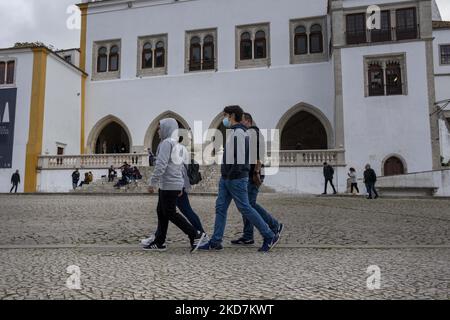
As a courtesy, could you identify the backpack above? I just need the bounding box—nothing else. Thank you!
[186,160,202,185]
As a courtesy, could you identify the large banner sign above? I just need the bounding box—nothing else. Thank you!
[0,88,17,168]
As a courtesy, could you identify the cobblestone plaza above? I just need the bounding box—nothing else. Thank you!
[0,194,449,300]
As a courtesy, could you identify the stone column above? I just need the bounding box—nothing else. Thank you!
[331,0,346,152]
[420,0,442,169]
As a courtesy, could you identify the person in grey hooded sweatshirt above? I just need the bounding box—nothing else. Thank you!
[144,118,207,252]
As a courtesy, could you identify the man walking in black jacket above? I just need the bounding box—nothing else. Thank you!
[10,170,20,193]
[72,169,80,190]
[364,164,379,199]
[322,162,337,195]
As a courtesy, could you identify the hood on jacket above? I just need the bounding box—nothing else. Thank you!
[159,118,179,140]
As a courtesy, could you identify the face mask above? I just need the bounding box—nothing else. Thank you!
[222,117,231,128]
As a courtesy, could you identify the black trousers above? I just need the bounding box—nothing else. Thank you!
[10,183,18,193]
[324,178,336,193]
[154,190,197,246]
[350,183,359,193]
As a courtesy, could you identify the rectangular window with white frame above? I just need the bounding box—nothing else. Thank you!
[137,34,168,77]
[185,28,217,73]
[0,59,16,87]
[290,17,328,64]
[92,40,121,80]
[440,45,450,65]
[236,23,270,69]
[364,53,407,97]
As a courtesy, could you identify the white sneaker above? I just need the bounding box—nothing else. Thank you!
[140,235,155,246]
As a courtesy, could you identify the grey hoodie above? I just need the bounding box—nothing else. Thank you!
[149,118,184,191]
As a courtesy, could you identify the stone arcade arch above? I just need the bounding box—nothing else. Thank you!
[276,103,334,150]
[86,115,133,154]
[144,111,191,153]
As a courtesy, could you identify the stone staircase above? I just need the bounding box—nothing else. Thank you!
[72,165,275,194]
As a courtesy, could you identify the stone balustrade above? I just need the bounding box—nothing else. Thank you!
[38,149,345,169]
[38,153,149,169]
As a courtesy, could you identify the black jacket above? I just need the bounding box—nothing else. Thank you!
[323,165,334,179]
[72,171,80,183]
[11,173,20,184]
[221,124,250,180]
[364,168,377,183]
[247,126,265,182]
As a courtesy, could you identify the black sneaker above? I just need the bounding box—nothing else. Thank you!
[198,242,224,251]
[276,223,284,237]
[231,237,255,245]
[191,232,208,253]
[258,234,280,253]
[143,242,167,252]
[210,243,224,251]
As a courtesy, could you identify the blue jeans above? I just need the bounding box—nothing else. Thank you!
[365,182,379,199]
[242,182,280,241]
[211,177,275,246]
[177,189,205,233]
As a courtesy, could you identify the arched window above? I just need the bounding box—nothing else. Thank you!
[386,62,402,95]
[0,62,5,85]
[109,45,119,72]
[240,32,252,60]
[203,35,215,70]
[97,47,108,73]
[254,30,267,59]
[309,24,323,54]
[6,61,15,84]
[384,156,405,176]
[368,63,384,96]
[155,41,165,68]
[142,42,153,69]
[189,37,202,71]
[294,26,308,55]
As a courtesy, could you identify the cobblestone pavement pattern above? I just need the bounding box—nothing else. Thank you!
[0,194,449,299]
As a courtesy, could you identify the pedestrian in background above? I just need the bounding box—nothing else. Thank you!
[348,167,359,194]
[322,162,337,195]
[72,169,80,190]
[10,170,20,193]
[364,164,379,199]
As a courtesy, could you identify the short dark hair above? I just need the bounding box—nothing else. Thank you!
[224,105,244,122]
[323,162,328,165]
[243,112,253,125]
[179,136,184,143]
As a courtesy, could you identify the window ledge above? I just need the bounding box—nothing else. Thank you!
[236,58,270,69]
[91,71,120,81]
[137,68,167,77]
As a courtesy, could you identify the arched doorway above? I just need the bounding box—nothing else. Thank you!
[150,119,186,153]
[383,156,406,176]
[144,111,191,153]
[86,115,133,154]
[277,103,332,150]
[207,112,228,157]
[95,122,130,154]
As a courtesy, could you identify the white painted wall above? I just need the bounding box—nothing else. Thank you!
[341,41,433,177]
[0,50,33,193]
[42,54,82,156]
[433,29,450,76]
[377,168,450,196]
[264,167,348,195]
[84,0,334,150]
[38,169,110,193]
[433,28,450,163]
